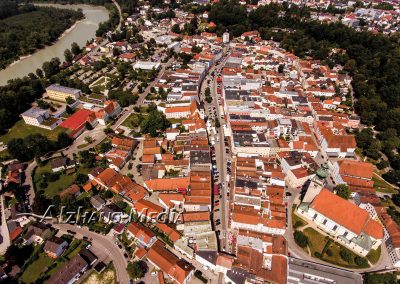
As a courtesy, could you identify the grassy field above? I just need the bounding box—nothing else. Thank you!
[373,174,397,193]
[0,119,65,144]
[34,161,91,198]
[303,227,328,256]
[366,246,381,264]
[20,253,53,283]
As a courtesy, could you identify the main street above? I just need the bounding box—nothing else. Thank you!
[200,50,232,253]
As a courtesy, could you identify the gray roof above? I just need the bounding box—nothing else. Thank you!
[46,84,81,95]
[288,257,363,284]
[196,250,218,265]
[90,195,105,209]
[21,107,47,118]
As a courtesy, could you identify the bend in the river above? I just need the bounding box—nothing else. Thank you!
[0,4,109,86]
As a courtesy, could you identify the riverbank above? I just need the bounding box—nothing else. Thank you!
[6,17,85,69]
[0,4,109,85]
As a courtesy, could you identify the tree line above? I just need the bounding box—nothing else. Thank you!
[0,5,83,69]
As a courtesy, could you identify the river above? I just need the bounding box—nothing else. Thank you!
[0,4,109,86]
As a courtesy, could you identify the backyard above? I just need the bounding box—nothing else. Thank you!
[33,159,91,198]
[20,253,53,284]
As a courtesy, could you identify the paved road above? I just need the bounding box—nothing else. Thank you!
[54,223,130,284]
[137,57,174,106]
[204,53,231,253]
[0,195,10,254]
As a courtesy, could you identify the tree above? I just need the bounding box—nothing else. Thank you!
[354,256,368,267]
[7,138,31,162]
[71,42,81,56]
[127,261,148,280]
[57,132,73,149]
[42,57,60,78]
[278,64,284,73]
[85,121,93,130]
[171,23,181,34]
[64,48,73,63]
[205,87,211,97]
[36,68,43,78]
[140,110,171,137]
[339,248,353,263]
[84,136,93,144]
[293,230,308,248]
[78,150,96,168]
[98,141,112,153]
[392,194,400,207]
[364,272,397,284]
[32,190,52,215]
[215,118,221,128]
[75,173,88,185]
[66,105,73,115]
[66,96,76,105]
[334,184,351,200]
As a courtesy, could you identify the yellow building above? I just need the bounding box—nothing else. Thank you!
[46,84,81,102]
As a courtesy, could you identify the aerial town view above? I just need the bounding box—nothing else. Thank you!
[1,0,400,283]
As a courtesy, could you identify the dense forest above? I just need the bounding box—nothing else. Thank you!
[209,0,400,184]
[0,2,83,69]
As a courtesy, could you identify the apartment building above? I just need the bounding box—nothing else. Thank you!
[46,84,81,102]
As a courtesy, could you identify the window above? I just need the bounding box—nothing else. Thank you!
[323,219,327,225]
[344,232,348,237]
[333,225,337,231]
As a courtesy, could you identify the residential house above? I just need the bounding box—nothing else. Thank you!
[44,237,68,258]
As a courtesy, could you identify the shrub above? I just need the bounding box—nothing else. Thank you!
[326,249,333,257]
[294,231,309,248]
[354,256,368,267]
[314,252,322,258]
[339,248,353,263]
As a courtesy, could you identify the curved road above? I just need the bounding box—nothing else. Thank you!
[54,223,129,284]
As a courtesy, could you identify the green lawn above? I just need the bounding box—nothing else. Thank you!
[303,227,328,257]
[34,161,91,198]
[366,246,381,264]
[373,174,397,193]
[122,113,145,128]
[302,227,370,269]
[21,253,53,284]
[0,119,65,144]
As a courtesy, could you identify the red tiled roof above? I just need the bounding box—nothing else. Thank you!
[60,109,95,131]
[311,189,383,239]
